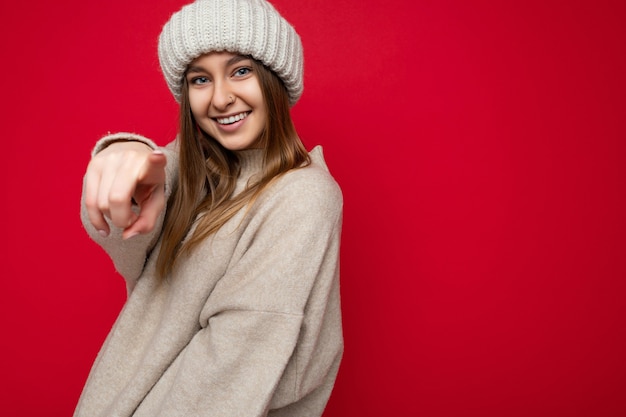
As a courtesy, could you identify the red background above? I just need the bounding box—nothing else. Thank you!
[1,0,625,416]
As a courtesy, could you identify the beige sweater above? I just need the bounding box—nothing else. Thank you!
[75,134,344,417]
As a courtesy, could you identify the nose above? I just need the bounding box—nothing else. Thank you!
[211,80,234,111]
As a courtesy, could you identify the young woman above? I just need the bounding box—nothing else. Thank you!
[75,0,343,416]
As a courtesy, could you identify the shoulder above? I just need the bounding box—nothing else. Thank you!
[281,146,341,205]
[261,146,343,221]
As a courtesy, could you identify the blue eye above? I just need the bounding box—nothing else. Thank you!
[234,67,251,77]
[191,76,209,85]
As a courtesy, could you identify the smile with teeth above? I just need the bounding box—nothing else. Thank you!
[215,112,250,125]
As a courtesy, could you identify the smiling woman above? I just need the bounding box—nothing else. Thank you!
[74,0,343,416]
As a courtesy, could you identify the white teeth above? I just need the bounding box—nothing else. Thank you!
[216,112,248,125]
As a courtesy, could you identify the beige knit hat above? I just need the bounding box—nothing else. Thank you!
[158,0,304,105]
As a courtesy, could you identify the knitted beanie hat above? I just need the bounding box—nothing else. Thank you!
[158,0,304,105]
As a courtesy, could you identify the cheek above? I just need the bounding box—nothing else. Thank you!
[188,91,209,117]
[240,78,265,107]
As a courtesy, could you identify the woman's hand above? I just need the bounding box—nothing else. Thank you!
[84,141,167,239]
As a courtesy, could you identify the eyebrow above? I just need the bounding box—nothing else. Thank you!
[186,66,205,75]
[226,54,251,67]
[186,55,252,75]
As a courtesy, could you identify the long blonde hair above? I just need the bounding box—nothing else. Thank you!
[156,57,310,278]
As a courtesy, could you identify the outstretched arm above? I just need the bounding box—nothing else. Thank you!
[80,133,179,289]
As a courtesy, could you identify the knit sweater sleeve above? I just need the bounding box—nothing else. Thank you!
[140,155,344,417]
[80,133,179,292]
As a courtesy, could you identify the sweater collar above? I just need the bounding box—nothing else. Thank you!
[233,148,264,195]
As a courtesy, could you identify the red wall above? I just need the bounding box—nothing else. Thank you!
[1,0,625,415]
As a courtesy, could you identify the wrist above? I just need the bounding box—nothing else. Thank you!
[92,132,158,156]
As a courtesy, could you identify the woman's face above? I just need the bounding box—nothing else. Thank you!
[186,51,267,150]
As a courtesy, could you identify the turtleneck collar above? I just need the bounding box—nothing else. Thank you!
[233,148,264,195]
